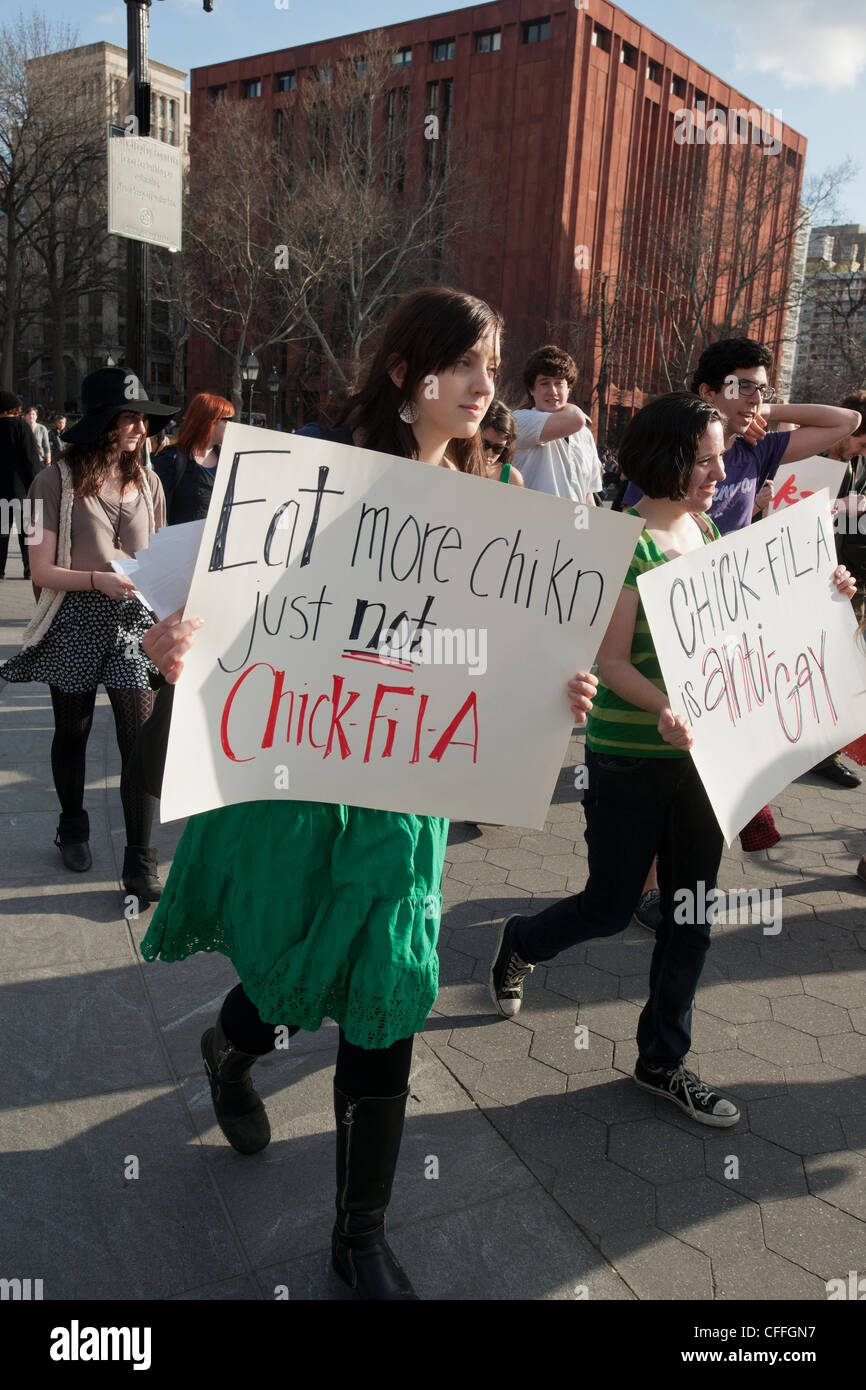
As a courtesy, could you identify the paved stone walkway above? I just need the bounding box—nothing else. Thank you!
[1,550,865,1301]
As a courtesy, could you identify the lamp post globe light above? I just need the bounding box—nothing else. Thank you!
[241,352,259,424]
[268,367,280,429]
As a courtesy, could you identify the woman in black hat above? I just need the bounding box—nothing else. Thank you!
[0,368,176,900]
[0,392,41,579]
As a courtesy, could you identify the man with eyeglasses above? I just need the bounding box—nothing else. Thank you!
[624,338,860,534]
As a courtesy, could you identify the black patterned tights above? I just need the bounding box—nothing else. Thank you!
[49,685,156,845]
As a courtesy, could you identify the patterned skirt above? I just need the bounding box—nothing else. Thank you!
[0,590,158,691]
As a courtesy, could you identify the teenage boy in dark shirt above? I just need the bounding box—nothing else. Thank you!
[623,338,859,532]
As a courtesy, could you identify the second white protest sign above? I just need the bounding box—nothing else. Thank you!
[637,490,866,843]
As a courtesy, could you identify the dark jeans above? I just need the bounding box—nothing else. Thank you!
[513,748,724,1067]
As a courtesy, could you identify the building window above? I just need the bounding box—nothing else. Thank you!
[670,74,686,98]
[591,24,611,52]
[243,78,261,98]
[276,71,296,92]
[392,47,412,68]
[694,89,707,107]
[431,39,455,62]
[646,60,661,83]
[523,18,550,44]
[786,147,797,167]
[475,30,501,53]
[312,65,332,83]
[620,43,637,68]
[354,58,370,76]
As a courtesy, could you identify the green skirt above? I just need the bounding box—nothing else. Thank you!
[140,800,449,1050]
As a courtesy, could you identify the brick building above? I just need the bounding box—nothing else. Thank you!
[187,1,807,435]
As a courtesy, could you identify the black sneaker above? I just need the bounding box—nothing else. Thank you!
[489,916,534,1017]
[813,754,861,789]
[634,1058,740,1127]
[633,888,661,931]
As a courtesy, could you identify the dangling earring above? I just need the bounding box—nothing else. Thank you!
[398,399,419,425]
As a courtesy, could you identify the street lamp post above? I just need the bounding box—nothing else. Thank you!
[268,368,280,429]
[241,353,260,424]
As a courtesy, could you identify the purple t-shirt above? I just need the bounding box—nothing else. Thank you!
[622,431,790,535]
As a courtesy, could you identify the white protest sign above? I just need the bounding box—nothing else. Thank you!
[765,454,847,515]
[160,424,643,826]
[637,491,866,844]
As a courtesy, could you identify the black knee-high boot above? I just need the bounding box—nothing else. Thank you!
[331,1084,418,1300]
[201,1012,273,1155]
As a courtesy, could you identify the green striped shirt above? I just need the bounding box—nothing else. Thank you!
[586,509,720,758]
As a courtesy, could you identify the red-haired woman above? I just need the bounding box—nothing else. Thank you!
[153,393,234,526]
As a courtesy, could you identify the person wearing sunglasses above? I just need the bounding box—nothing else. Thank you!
[479,399,523,485]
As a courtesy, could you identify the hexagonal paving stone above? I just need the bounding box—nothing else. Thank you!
[584,939,654,976]
[850,1007,866,1034]
[696,982,773,1025]
[748,1094,846,1155]
[803,969,866,1010]
[703,1132,808,1201]
[574,999,643,1042]
[608,1118,706,1183]
[731,965,805,998]
[483,848,543,872]
[696,1049,787,1099]
[508,985,577,1034]
[477,1056,567,1105]
[443,841,487,863]
[762,1195,866,1279]
[712,1248,829,1300]
[517,832,578,857]
[553,1158,655,1235]
[599,1228,713,1299]
[544,962,621,1004]
[656,1177,764,1256]
[818,1032,866,1073]
[736,1020,822,1069]
[447,861,509,887]
[805,1150,866,1221]
[689,1011,739,1054]
[448,1020,531,1064]
[565,1068,655,1123]
[530,1026,614,1075]
[770,994,852,1035]
[505,868,570,894]
[508,1099,607,1171]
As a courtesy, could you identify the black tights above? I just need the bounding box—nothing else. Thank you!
[220,983,414,1097]
[49,685,156,845]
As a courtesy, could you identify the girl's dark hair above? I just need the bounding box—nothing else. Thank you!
[481,398,516,466]
[64,420,146,497]
[335,286,504,476]
[620,393,723,501]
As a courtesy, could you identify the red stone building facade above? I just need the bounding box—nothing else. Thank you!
[187,1,807,434]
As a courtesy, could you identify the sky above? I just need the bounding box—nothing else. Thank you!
[24,0,866,223]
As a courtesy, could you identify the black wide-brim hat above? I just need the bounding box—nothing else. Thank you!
[61,368,178,445]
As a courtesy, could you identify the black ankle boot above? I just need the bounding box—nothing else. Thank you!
[55,812,91,872]
[121,846,162,905]
[201,1014,271,1154]
[332,1084,418,1300]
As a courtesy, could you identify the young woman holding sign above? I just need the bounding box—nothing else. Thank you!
[489,393,857,1126]
[138,287,598,1300]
